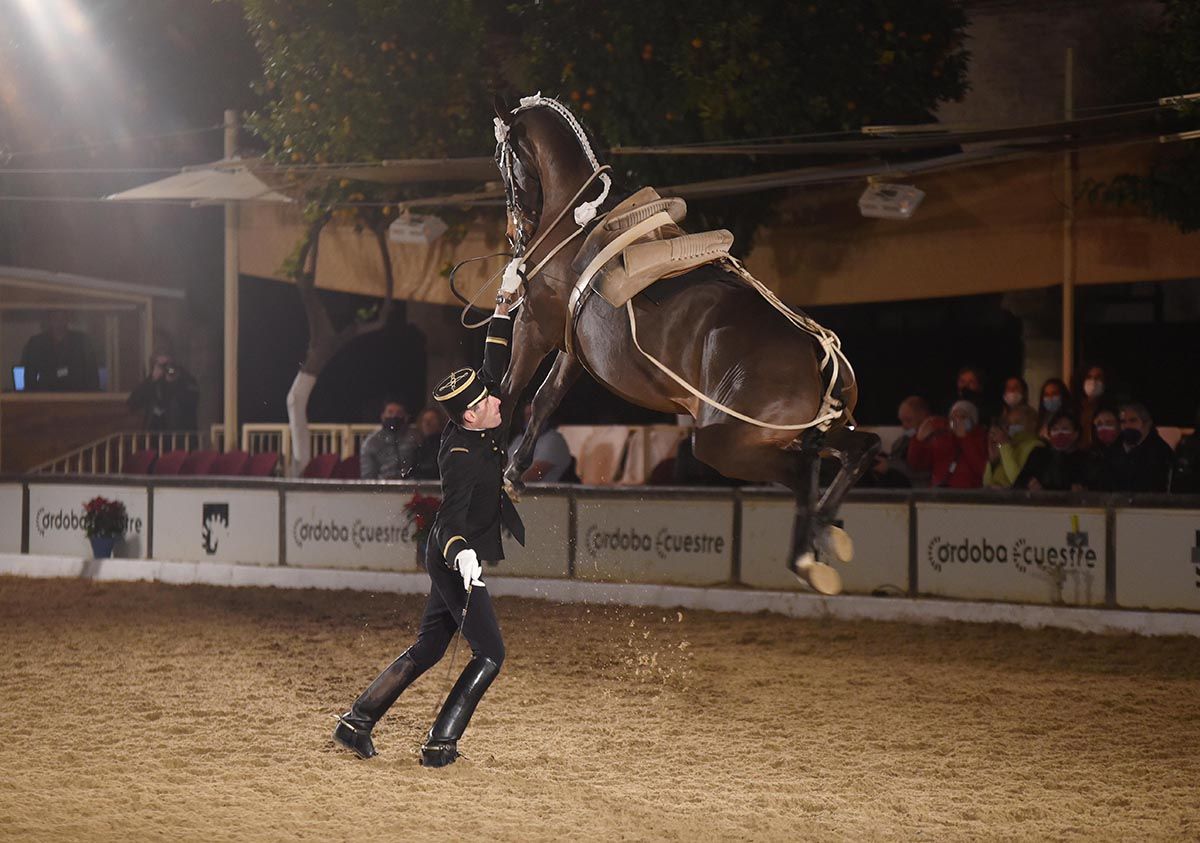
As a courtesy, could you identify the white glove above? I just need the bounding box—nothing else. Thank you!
[453,548,485,591]
[499,258,526,296]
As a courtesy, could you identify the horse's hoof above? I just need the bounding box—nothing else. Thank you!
[815,525,854,564]
[792,552,843,596]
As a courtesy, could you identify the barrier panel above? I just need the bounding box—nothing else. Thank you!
[0,483,22,552]
[916,502,1106,605]
[492,490,571,579]
[1114,508,1200,612]
[154,487,280,565]
[284,485,432,572]
[573,492,733,585]
[27,480,149,558]
[739,496,910,595]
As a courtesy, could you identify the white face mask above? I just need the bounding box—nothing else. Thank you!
[1083,378,1104,398]
[1042,395,1062,413]
[1008,424,1024,436]
[1003,391,1023,408]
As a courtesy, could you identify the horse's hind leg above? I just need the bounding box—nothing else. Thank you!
[811,427,882,562]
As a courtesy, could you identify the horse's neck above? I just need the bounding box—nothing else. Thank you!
[528,159,593,293]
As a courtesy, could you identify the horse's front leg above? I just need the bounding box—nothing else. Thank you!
[498,309,554,439]
[505,351,582,495]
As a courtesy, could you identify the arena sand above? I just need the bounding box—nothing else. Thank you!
[1,576,1198,842]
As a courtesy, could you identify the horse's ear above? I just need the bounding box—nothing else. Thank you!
[493,92,512,124]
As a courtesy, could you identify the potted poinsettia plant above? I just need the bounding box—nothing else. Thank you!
[82,496,127,558]
[403,492,441,568]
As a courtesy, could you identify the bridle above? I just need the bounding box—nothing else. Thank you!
[492,94,613,302]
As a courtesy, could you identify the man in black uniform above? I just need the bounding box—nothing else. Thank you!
[333,299,523,767]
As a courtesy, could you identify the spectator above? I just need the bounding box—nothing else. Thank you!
[953,365,996,423]
[126,353,199,430]
[360,399,419,479]
[863,395,937,488]
[1171,405,1200,494]
[1077,364,1108,448]
[906,399,951,484]
[1036,378,1072,437]
[983,405,1044,488]
[507,403,576,482]
[1106,401,1174,493]
[19,310,99,391]
[1000,376,1032,427]
[1084,404,1119,490]
[408,407,445,480]
[929,400,988,488]
[1015,410,1089,491]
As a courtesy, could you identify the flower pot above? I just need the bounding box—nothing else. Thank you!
[89,535,117,559]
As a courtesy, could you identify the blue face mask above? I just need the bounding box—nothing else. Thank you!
[1042,396,1062,413]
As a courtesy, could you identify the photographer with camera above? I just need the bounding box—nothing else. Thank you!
[127,353,199,432]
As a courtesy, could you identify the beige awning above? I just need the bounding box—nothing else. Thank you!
[105,160,294,204]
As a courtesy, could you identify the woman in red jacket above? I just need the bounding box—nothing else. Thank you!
[930,400,989,488]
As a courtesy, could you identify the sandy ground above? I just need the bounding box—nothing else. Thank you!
[1,576,1199,841]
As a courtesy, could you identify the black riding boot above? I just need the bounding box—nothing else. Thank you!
[420,656,500,768]
[333,652,419,760]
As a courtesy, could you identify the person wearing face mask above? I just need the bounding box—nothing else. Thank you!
[952,365,996,424]
[861,395,937,488]
[1015,411,1089,491]
[1077,364,1107,448]
[1083,405,1119,490]
[360,398,420,479]
[928,400,988,488]
[1105,401,1174,492]
[1000,376,1032,426]
[983,404,1044,488]
[1036,378,1072,438]
[902,395,951,488]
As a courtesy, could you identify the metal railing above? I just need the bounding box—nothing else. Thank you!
[29,430,210,474]
[210,423,377,474]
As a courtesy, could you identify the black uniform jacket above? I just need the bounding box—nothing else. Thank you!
[429,315,524,567]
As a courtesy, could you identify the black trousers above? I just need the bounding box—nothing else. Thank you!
[405,550,505,674]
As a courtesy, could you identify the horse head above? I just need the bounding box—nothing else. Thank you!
[493,95,612,342]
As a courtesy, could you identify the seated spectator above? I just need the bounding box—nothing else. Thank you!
[1171,405,1200,494]
[1077,363,1108,448]
[862,395,935,488]
[929,400,988,488]
[1000,376,1032,428]
[953,364,996,424]
[127,353,199,431]
[360,398,419,479]
[408,407,445,480]
[1036,378,1072,437]
[906,401,951,482]
[507,403,577,483]
[1015,410,1089,491]
[983,405,1044,488]
[20,310,99,391]
[1083,404,1119,490]
[1106,401,1174,492]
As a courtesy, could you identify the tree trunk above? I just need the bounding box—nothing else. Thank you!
[284,212,398,476]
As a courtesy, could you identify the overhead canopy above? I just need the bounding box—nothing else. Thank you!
[238,143,1200,309]
[105,160,294,204]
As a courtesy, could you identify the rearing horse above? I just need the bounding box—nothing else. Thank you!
[490,96,880,595]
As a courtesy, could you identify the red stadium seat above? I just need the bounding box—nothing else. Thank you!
[153,450,188,476]
[333,454,360,479]
[301,453,339,479]
[123,449,157,475]
[245,452,279,477]
[210,450,251,476]
[180,449,219,476]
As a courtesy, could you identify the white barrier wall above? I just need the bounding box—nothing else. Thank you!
[492,492,571,579]
[574,496,733,585]
[27,482,149,558]
[917,503,1106,606]
[739,498,909,595]
[154,488,279,565]
[0,484,21,552]
[285,488,424,572]
[1115,509,1200,612]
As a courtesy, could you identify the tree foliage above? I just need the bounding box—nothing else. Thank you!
[1084,0,1200,233]
[238,0,970,241]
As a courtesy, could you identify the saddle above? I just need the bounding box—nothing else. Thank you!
[566,188,734,348]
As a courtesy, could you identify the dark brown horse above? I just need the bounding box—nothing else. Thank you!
[491,98,879,594]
